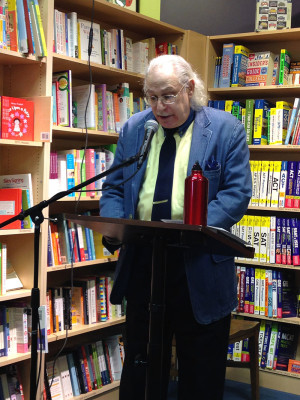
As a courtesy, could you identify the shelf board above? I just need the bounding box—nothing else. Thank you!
[53,54,145,92]
[56,0,184,37]
[48,317,125,342]
[0,289,31,302]
[248,205,300,213]
[0,228,34,236]
[47,257,118,272]
[0,352,31,367]
[55,195,101,202]
[235,259,300,271]
[248,145,300,152]
[0,48,45,65]
[232,312,300,326]
[0,139,44,147]
[209,27,300,44]
[52,125,119,145]
[261,367,300,380]
[207,84,300,99]
[74,381,120,399]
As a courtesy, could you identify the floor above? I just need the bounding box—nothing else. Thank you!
[167,379,300,399]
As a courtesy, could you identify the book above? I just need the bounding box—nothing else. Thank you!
[77,19,102,64]
[245,51,276,86]
[46,360,64,400]
[219,43,235,88]
[7,0,18,52]
[52,70,72,128]
[0,96,34,141]
[276,324,298,371]
[57,355,74,399]
[72,84,96,129]
[255,0,292,31]
[16,0,28,53]
[278,49,291,85]
[30,0,47,56]
[231,45,251,87]
[245,99,255,145]
[253,99,272,145]
[0,188,22,230]
[66,352,81,396]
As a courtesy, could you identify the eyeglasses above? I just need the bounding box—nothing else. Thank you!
[145,84,187,106]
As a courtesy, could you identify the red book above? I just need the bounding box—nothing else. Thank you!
[0,188,22,229]
[80,345,93,392]
[156,42,168,56]
[1,96,34,141]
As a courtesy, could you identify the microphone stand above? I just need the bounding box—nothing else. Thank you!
[0,153,140,400]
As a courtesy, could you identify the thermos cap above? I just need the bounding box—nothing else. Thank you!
[192,161,202,172]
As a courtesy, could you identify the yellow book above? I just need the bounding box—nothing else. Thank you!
[129,92,134,117]
[252,160,259,206]
[259,160,270,207]
[253,215,262,262]
[253,108,264,144]
[225,100,234,113]
[269,107,277,145]
[254,267,261,314]
[260,216,270,263]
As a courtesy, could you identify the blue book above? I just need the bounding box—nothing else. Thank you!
[213,100,225,110]
[275,218,282,264]
[267,270,273,318]
[291,218,300,266]
[213,57,221,88]
[281,218,287,265]
[277,270,283,318]
[231,45,251,87]
[16,0,28,53]
[286,218,292,265]
[285,98,300,145]
[67,352,81,396]
[249,267,255,314]
[227,343,234,360]
[84,226,93,261]
[272,270,278,318]
[219,43,235,88]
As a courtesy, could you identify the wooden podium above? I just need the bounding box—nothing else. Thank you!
[67,215,254,400]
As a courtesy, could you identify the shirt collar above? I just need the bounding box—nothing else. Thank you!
[163,109,195,138]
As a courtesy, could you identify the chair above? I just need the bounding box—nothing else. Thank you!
[170,318,260,400]
[227,318,260,400]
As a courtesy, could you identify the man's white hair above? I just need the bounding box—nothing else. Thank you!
[144,54,207,110]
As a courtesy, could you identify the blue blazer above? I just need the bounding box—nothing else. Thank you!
[100,106,252,324]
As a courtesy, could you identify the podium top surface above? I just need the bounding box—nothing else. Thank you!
[66,215,254,259]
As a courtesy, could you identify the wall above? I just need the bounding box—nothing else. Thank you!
[160,0,300,36]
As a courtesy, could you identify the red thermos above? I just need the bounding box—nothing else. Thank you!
[184,161,208,226]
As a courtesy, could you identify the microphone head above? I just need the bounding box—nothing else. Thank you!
[145,119,159,133]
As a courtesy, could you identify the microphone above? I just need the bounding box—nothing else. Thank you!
[137,120,159,168]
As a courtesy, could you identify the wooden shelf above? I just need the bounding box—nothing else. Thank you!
[47,257,117,272]
[0,229,34,236]
[53,53,146,92]
[0,139,44,147]
[232,312,300,326]
[261,367,300,380]
[0,48,45,66]
[0,352,31,367]
[248,205,300,213]
[52,125,119,146]
[235,259,300,271]
[48,317,125,342]
[56,0,184,37]
[207,85,300,99]
[0,289,31,302]
[248,145,300,153]
[74,381,120,400]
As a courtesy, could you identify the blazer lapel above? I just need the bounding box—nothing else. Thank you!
[188,108,212,175]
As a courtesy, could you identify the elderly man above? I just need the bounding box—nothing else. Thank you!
[100,54,252,400]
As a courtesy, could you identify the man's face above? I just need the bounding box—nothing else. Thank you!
[145,65,194,129]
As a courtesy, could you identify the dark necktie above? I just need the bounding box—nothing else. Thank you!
[151,130,176,221]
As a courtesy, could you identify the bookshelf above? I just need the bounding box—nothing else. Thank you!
[44,1,208,400]
[206,28,300,394]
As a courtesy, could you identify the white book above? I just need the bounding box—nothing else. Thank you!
[278,161,288,208]
[119,29,125,70]
[254,268,261,315]
[72,84,96,129]
[246,215,254,247]
[46,360,64,400]
[259,269,266,315]
[95,150,106,191]
[105,335,123,380]
[271,161,282,208]
[118,83,131,126]
[54,287,64,331]
[7,307,17,355]
[259,161,269,207]
[125,37,133,72]
[109,28,117,68]
[57,154,67,192]
[96,340,107,379]
[272,271,277,318]
[266,161,274,207]
[67,12,78,58]
[266,323,278,369]
[1,242,6,295]
[260,216,270,263]
[77,19,102,64]
[0,173,33,208]
[57,355,74,399]
[269,107,277,145]
[88,278,97,324]
[258,321,266,365]
[233,340,242,362]
[38,305,48,353]
[14,307,28,353]
[52,70,72,127]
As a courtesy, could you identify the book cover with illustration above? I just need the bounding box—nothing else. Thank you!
[0,96,34,141]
